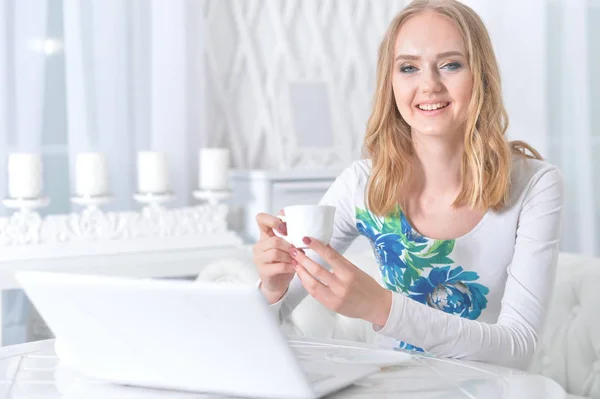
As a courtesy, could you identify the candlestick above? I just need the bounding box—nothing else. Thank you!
[192,189,232,206]
[2,197,50,213]
[133,192,175,210]
[71,195,113,210]
[137,151,170,194]
[7,153,43,199]
[198,148,230,191]
[75,152,109,197]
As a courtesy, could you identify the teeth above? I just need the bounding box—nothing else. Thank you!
[418,102,449,111]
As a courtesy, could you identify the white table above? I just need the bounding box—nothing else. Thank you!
[0,338,566,398]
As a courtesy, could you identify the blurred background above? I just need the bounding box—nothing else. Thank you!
[0,0,598,343]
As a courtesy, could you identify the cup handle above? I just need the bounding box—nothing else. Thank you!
[274,214,287,239]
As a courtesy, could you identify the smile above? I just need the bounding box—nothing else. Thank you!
[416,102,450,111]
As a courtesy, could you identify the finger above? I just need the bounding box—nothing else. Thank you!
[293,260,330,301]
[260,262,295,277]
[290,245,337,286]
[301,237,350,274]
[254,236,291,254]
[257,248,294,265]
[301,237,355,281]
[256,213,286,239]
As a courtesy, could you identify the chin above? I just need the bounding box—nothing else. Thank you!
[413,127,449,137]
[411,123,464,140]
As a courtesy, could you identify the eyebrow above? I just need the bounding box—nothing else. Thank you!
[394,51,465,62]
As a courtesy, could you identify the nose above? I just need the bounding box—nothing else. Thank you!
[420,69,442,94]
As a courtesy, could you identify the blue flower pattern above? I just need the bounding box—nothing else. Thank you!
[356,206,489,353]
[409,265,489,319]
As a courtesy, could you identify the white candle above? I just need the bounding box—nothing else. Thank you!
[7,153,43,199]
[199,148,230,191]
[75,152,109,197]
[137,151,170,194]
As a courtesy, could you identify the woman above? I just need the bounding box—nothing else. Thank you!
[253,0,564,370]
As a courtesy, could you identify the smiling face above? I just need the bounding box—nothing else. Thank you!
[392,11,474,140]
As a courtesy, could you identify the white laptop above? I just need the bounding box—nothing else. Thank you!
[16,271,381,399]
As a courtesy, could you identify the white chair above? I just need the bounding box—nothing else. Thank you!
[196,250,600,398]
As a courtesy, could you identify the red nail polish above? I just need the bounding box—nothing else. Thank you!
[302,237,311,245]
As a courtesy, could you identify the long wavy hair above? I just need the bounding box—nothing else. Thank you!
[364,0,541,216]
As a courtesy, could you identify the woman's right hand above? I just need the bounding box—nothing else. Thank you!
[253,212,296,304]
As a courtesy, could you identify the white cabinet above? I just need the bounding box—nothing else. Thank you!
[230,169,341,243]
[270,181,336,213]
[229,168,372,254]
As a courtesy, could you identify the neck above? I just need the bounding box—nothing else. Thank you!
[409,132,464,198]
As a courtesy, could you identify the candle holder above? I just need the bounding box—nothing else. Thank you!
[70,194,113,211]
[2,196,51,214]
[192,189,232,206]
[1,196,50,246]
[133,192,175,210]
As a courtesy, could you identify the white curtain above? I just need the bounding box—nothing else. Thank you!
[63,0,206,210]
[462,0,598,256]
[0,0,49,346]
[0,0,206,345]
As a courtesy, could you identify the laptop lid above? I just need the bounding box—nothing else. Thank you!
[16,271,315,398]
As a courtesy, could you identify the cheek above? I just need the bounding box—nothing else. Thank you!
[449,75,473,106]
[392,78,414,114]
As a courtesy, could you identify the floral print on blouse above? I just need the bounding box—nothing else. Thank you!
[356,205,489,352]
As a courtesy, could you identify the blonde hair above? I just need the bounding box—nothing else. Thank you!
[364,0,541,216]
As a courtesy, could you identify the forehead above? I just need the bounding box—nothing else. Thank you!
[394,11,467,57]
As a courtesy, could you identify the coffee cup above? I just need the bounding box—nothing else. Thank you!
[275,205,336,249]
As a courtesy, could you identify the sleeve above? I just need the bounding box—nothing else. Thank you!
[267,163,362,322]
[374,166,565,370]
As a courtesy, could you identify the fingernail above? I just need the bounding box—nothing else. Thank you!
[290,246,297,257]
[291,259,298,267]
[302,237,311,245]
[278,223,287,234]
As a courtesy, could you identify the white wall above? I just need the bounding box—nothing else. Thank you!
[202,0,406,169]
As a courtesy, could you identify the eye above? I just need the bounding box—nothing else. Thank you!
[399,65,418,74]
[441,62,462,71]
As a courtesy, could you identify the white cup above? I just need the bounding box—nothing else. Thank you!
[275,205,336,249]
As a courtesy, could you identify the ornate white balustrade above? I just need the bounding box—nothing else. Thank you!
[0,197,243,263]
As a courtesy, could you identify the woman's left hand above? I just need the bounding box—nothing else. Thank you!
[290,236,392,327]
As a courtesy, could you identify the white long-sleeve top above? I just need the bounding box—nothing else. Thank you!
[268,155,564,370]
